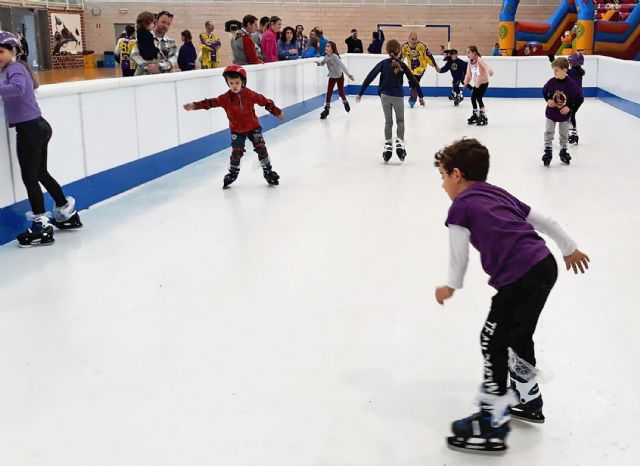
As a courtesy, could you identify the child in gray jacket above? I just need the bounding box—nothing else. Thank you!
[317,41,354,119]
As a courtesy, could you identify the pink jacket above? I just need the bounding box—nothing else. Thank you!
[261,28,278,63]
[464,57,493,87]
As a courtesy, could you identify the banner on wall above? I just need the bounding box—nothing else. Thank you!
[51,13,83,54]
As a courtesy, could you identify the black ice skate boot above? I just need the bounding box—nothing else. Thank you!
[50,197,83,230]
[509,371,545,423]
[223,167,240,189]
[17,212,55,248]
[542,147,553,166]
[467,110,479,125]
[454,94,463,106]
[395,138,406,161]
[263,164,280,186]
[447,391,515,454]
[343,100,351,113]
[476,111,488,126]
[448,91,455,100]
[559,148,571,165]
[320,105,330,119]
[382,140,393,163]
[568,128,579,145]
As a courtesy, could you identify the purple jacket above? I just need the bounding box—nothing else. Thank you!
[0,62,41,127]
[543,76,583,123]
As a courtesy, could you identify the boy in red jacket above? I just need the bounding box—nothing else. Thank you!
[184,65,285,188]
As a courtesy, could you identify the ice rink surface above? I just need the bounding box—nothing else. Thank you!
[1,96,639,466]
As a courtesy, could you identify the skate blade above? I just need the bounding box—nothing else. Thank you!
[510,412,545,424]
[18,239,55,248]
[446,437,507,455]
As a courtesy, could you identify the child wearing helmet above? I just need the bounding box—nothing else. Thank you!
[183,65,285,189]
[567,52,585,145]
[0,31,82,247]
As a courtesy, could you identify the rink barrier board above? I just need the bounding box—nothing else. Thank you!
[1,55,639,245]
[0,92,331,245]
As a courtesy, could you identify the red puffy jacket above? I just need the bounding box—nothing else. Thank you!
[193,88,281,134]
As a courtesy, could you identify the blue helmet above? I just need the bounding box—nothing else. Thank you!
[568,52,584,67]
[0,31,20,49]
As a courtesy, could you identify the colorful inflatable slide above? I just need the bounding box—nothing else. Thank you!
[498,0,640,60]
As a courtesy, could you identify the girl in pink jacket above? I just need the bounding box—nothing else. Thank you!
[463,45,493,126]
[261,16,281,63]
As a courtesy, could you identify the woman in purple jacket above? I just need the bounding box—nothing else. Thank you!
[0,31,82,247]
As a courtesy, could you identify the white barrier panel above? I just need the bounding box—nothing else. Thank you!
[0,55,638,212]
[596,56,640,104]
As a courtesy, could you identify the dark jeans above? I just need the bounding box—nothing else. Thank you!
[452,79,463,95]
[15,117,67,214]
[471,82,489,110]
[230,127,269,169]
[480,254,558,396]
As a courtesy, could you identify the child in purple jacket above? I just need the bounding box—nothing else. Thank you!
[542,57,583,166]
[434,138,590,453]
[0,31,82,248]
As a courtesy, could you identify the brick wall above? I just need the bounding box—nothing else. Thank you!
[84,1,555,64]
[49,9,87,70]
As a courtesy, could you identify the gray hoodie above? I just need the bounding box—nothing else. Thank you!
[318,54,351,79]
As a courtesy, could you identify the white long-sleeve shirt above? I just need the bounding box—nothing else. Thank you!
[446,209,577,289]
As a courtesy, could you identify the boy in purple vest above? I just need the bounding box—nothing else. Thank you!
[433,138,590,454]
[542,57,583,166]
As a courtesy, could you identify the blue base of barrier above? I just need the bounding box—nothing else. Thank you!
[0,86,636,245]
[0,93,329,245]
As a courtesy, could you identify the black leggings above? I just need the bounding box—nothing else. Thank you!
[16,118,67,214]
[471,83,489,110]
[480,254,558,396]
[570,97,584,129]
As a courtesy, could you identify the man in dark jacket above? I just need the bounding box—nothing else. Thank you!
[345,29,363,53]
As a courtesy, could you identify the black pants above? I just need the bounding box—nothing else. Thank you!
[230,127,269,169]
[409,73,424,103]
[570,96,584,129]
[16,117,67,215]
[480,254,558,396]
[452,79,462,95]
[122,68,136,77]
[471,83,489,110]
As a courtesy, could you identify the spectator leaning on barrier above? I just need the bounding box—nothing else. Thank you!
[199,21,222,69]
[132,10,177,75]
[114,25,137,77]
[295,25,308,56]
[261,16,282,63]
[231,14,263,65]
[345,29,363,53]
[278,27,299,61]
[178,30,197,71]
[303,36,321,58]
[253,16,270,54]
[492,42,501,56]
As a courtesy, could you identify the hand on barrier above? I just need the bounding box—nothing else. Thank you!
[146,64,161,74]
[183,103,195,111]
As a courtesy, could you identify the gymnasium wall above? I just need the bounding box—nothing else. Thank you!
[1,55,639,244]
[83,1,556,62]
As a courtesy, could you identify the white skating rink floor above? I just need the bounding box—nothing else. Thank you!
[1,97,639,466]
